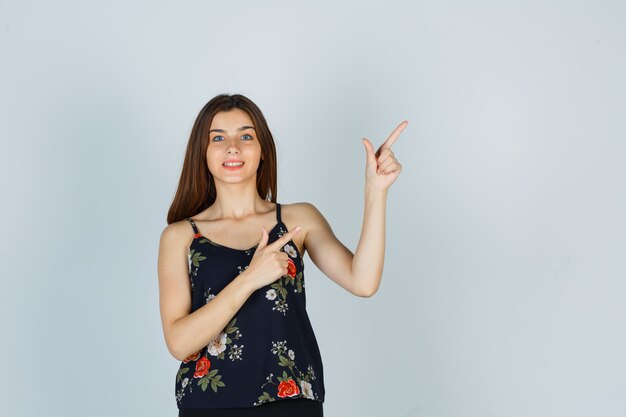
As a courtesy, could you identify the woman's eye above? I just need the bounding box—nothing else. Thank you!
[212,135,224,142]
[241,134,253,140]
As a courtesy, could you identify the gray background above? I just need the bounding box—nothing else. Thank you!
[1,1,625,416]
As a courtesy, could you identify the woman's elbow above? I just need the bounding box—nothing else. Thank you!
[353,285,378,298]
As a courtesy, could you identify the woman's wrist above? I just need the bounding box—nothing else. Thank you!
[236,268,259,296]
[365,184,388,200]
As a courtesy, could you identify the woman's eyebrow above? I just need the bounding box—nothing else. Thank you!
[209,126,255,133]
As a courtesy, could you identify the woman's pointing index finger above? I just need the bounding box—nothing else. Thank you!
[381,120,408,150]
[270,226,302,250]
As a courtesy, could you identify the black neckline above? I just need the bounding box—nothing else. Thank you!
[193,221,283,253]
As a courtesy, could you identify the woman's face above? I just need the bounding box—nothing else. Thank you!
[206,108,263,184]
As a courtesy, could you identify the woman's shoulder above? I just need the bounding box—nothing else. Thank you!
[159,218,196,249]
[280,201,328,230]
[281,201,315,216]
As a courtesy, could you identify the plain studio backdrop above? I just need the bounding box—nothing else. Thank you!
[1,1,625,416]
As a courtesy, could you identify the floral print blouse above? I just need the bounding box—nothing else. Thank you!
[175,203,325,410]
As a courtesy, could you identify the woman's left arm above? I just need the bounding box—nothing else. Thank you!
[302,121,407,297]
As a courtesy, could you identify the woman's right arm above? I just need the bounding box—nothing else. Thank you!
[157,223,257,361]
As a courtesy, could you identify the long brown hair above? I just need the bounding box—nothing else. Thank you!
[166,94,277,225]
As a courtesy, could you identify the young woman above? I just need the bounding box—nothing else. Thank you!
[158,94,406,416]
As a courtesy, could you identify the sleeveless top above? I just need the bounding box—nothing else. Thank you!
[174,203,325,410]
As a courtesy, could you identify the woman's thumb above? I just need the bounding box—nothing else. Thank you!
[362,137,376,166]
[255,226,269,252]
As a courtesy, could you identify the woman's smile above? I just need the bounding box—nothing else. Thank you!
[223,160,245,170]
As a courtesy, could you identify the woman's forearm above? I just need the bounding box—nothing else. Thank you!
[351,186,388,296]
[169,272,256,361]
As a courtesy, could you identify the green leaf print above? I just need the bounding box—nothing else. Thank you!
[176,367,189,383]
[210,374,226,392]
[189,249,207,267]
[197,369,226,392]
[199,375,210,391]
[278,354,295,368]
[258,392,275,403]
[226,317,237,333]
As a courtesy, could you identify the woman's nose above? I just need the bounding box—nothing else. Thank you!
[226,138,240,153]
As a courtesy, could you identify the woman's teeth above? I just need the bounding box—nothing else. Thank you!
[224,162,244,167]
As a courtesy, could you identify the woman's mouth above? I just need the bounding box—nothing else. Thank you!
[223,161,244,170]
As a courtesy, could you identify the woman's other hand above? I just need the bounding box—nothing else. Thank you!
[361,120,407,192]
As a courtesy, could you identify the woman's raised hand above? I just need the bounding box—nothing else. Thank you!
[361,120,407,192]
[244,225,302,291]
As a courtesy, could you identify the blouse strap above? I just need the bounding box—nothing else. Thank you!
[185,218,199,234]
[275,203,282,224]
